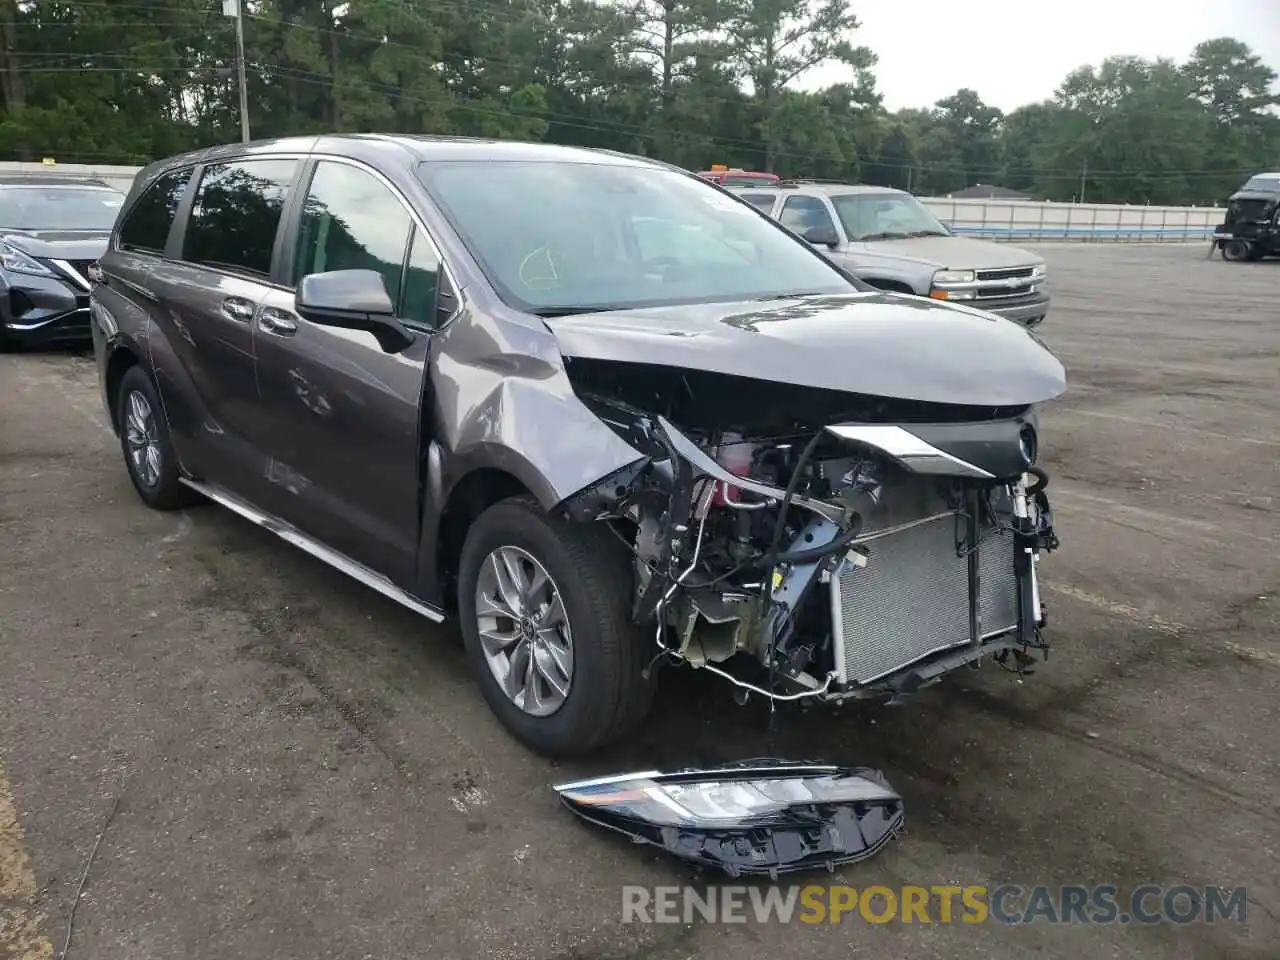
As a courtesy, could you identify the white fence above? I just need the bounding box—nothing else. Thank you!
[1,161,1229,243]
[2,161,142,193]
[919,197,1225,243]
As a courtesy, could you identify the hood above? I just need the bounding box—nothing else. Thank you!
[0,229,110,261]
[845,234,1044,271]
[549,292,1066,407]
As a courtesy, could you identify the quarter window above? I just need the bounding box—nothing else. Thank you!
[292,161,412,308]
[779,195,837,236]
[118,168,192,254]
[182,158,298,278]
[399,228,441,328]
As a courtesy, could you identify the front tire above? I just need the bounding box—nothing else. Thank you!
[115,365,198,511]
[457,496,655,758]
[1222,238,1252,262]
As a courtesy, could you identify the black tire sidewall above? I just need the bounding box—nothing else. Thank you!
[457,500,637,757]
[116,366,185,509]
[1223,240,1250,261]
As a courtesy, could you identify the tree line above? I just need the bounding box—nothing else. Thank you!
[1,0,1277,205]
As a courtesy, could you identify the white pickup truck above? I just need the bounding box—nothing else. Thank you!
[728,181,1051,327]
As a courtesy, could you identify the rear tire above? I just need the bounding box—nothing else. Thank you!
[457,496,656,758]
[115,365,199,511]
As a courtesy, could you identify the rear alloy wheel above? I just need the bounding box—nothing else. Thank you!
[115,365,198,511]
[458,496,655,757]
[1222,238,1252,262]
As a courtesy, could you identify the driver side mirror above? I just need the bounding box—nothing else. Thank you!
[801,224,839,248]
[295,269,415,353]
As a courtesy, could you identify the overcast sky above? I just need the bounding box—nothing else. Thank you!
[800,0,1280,112]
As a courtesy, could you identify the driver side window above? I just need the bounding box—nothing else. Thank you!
[292,161,412,306]
[779,196,837,236]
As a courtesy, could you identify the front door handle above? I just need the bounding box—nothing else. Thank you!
[258,307,298,336]
[222,296,256,322]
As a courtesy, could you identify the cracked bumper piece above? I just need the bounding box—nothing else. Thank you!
[554,761,905,877]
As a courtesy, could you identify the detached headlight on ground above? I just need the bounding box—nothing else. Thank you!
[554,761,905,877]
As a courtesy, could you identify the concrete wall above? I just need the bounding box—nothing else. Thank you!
[1,161,1230,243]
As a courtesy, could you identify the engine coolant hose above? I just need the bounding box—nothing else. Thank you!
[771,512,865,565]
[1025,465,1049,495]
[760,429,826,600]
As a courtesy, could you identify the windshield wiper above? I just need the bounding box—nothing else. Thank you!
[531,306,615,318]
[906,230,949,238]
[855,231,910,241]
[754,291,831,301]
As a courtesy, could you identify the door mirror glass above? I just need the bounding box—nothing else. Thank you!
[295,268,414,353]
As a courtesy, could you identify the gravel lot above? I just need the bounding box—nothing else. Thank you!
[1,245,1277,960]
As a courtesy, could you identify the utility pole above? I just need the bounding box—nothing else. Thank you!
[223,0,250,142]
[1079,160,1087,204]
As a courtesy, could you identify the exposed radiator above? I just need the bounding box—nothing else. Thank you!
[829,493,1021,686]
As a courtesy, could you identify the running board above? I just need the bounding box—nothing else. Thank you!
[179,477,447,623]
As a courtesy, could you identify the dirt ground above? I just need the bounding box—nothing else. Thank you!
[1,244,1277,960]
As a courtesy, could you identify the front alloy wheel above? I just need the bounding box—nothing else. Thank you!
[457,496,656,758]
[474,545,574,717]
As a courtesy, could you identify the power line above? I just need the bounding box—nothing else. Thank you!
[12,58,1265,184]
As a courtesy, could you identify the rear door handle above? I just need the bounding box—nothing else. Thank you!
[222,296,256,322]
[258,307,298,337]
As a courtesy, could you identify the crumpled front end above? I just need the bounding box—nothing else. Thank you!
[561,361,1061,705]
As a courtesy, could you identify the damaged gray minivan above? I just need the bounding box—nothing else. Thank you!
[91,135,1065,757]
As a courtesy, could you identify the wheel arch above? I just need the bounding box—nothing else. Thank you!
[861,277,917,295]
[104,341,145,435]
[422,460,538,611]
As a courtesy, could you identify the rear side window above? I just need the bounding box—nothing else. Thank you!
[118,168,192,254]
[182,158,298,278]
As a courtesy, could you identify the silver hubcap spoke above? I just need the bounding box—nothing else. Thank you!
[475,545,573,717]
[124,390,161,487]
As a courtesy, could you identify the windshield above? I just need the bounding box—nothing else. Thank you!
[0,185,125,231]
[1240,175,1280,194]
[418,161,855,314]
[831,192,951,241]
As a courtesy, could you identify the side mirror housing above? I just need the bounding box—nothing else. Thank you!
[802,225,840,248]
[295,269,414,353]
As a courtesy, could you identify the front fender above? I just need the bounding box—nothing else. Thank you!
[429,303,644,511]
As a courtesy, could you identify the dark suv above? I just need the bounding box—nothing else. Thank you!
[91,134,1064,758]
[0,174,125,349]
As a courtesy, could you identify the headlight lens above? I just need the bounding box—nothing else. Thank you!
[0,241,54,277]
[1031,263,1046,279]
[1019,424,1038,465]
[932,269,975,285]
